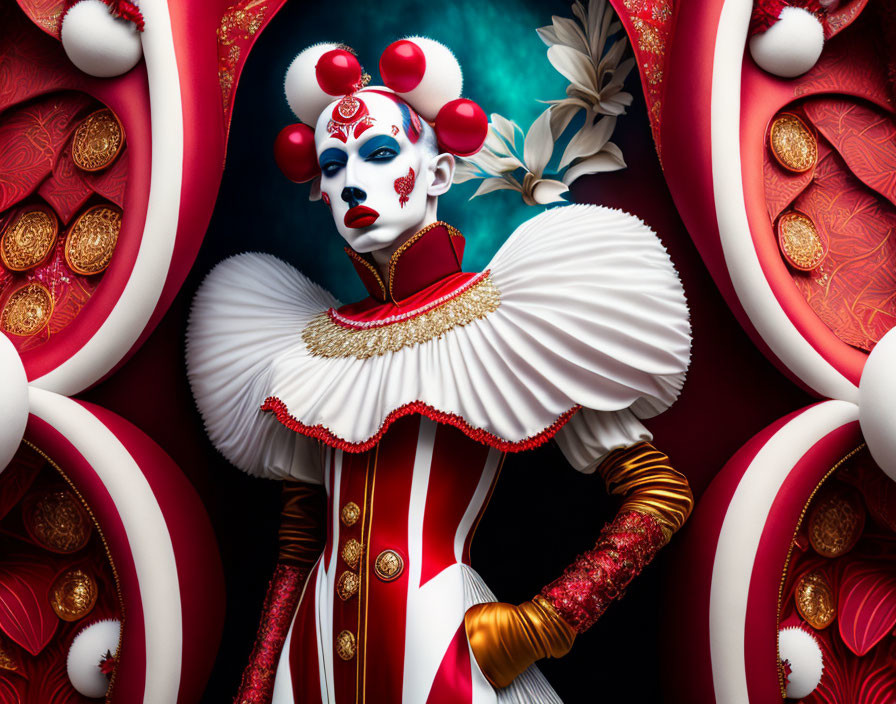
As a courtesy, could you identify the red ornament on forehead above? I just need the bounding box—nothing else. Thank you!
[331,95,368,125]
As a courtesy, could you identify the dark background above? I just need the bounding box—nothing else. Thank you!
[85,1,815,700]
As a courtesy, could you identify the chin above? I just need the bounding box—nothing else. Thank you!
[339,224,403,254]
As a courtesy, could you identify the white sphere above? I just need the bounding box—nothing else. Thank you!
[67,619,121,698]
[0,335,28,475]
[395,37,463,122]
[778,626,824,699]
[859,327,896,482]
[749,7,824,78]
[285,42,341,125]
[61,0,143,78]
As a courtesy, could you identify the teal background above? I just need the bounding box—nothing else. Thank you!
[202,0,573,302]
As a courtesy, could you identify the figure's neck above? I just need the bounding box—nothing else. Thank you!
[369,201,438,281]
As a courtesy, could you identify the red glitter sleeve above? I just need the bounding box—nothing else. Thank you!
[541,510,666,632]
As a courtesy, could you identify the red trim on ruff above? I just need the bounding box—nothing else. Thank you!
[260,397,581,454]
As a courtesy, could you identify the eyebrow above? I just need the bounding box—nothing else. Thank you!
[359,134,400,158]
[319,148,347,167]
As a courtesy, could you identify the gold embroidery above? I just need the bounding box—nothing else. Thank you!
[336,630,356,660]
[71,109,124,172]
[24,488,93,553]
[303,273,501,359]
[49,568,99,621]
[217,0,268,109]
[0,635,17,672]
[337,570,359,601]
[777,211,826,271]
[1,207,58,271]
[341,501,361,527]
[769,113,817,173]
[1,283,54,336]
[65,204,122,275]
[795,570,836,630]
[341,538,362,570]
[807,486,865,558]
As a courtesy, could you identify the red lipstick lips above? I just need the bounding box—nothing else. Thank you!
[344,206,379,228]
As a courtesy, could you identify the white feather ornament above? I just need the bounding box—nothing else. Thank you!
[61,0,143,78]
[67,618,121,698]
[778,626,824,699]
[285,42,342,124]
[749,6,825,78]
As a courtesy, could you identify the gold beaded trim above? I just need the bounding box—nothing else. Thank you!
[303,273,500,359]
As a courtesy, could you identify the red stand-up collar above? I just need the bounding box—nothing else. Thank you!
[345,222,466,305]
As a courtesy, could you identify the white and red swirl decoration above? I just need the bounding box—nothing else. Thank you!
[275,37,488,183]
[607,0,895,701]
[0,0,288,701]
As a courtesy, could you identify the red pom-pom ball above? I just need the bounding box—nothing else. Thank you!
[274,123,320,183]
[315,49,362,96]
[435,99,488,157]
[379,40,426,93]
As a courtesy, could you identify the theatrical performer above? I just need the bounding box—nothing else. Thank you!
[187,37,694,704]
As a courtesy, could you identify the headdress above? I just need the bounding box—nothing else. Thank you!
[274,38,488,183]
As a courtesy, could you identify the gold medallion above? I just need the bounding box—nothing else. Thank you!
[769,113,817,173]
[336,570,359,601]
[795,570,836,630]
[0,207,58,271]
[71,108,124,172]
[24,488,92,553]
[335,630,356,660]
[340,501,360,527]
[808,486,865,558]
[341,538,362,570]
[1,283,54,336]
[49,568,98,621]
[374,549,404,582]
[64,204,122,275]
[777,211,827,271]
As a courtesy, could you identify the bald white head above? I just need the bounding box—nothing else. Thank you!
[314,89,455,257]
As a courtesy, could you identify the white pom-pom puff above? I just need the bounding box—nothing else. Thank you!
[67,619,121,699]
[61,0,143,78]
[0,335,28,475]
[749,6,825,78]
[778,626,824,699]
[393,37,462,122]
[285,42,342,125]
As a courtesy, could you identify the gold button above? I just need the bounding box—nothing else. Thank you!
[335,630,356,660]
[341,538,362,569]
[341,501,360,527]
[336,570,359,601]
[71,108,124,172]
[374,550,404,582]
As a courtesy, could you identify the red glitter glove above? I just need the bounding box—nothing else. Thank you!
[541,443,693,632]
[234,481,326,704]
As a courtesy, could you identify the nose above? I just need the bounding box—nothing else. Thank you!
[341,186,366,209]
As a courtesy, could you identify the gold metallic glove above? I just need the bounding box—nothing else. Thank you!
[464,596,576,689]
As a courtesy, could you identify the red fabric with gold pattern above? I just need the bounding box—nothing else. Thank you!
[785,141,896,352]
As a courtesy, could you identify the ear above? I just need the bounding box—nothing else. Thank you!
[426,152,455,197]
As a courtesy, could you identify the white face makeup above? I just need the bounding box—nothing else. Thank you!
[314,90,443,254]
